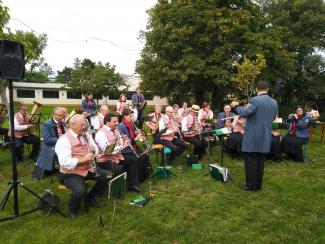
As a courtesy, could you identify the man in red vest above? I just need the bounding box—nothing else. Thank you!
[9,103,40,161]
[55,114,107,219]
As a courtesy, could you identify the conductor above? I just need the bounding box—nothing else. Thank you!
[231,80,278,191]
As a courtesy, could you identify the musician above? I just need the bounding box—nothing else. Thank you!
[145,105,162,139]
[81,92,97,114]
[118,108,151,192]
[172,104,182,128]
[226,115,246,157]
[95,113,146,195]
[231,80,278,192]
[217,104,235,128]
[116,94,129,122]
[181,104,208,160]
[268,116,282,162]
[157,106,188,162]
[32,107,66,180]
[92,105,109,132]
[178,101,189,119]
[9,103,40,161]
[55,114,106,219]
[198,102,214,128]
[131,87,146,128]
[281,106,310,162]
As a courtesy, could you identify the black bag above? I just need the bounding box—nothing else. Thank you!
[187,154,198,167]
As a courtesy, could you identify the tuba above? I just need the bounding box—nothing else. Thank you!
[0,103,8,127]
[29,101,42,124]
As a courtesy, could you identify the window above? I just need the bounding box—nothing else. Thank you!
[43,90,59,99]
[17,89,35,98]
[67,91,82,99]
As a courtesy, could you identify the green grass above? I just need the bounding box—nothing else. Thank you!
[0,107,325,243]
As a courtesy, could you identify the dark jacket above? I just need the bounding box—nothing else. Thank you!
[217,112,235,128]
[81,99,97,114]
[236,93,278,153]
[37,119,65,171]
[287,114,310,138]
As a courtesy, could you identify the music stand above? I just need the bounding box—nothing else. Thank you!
[0,80,66,223]
[150,145,176,179]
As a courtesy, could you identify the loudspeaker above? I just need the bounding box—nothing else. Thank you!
[273,80,285,96]
[0,40,25,80]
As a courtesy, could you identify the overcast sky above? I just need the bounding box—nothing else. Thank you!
[3,0,157,75]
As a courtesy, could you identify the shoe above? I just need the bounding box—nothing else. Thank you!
[128,185,144,193]
[68,210,78,219]
[87,198,100,208]
[239,184,253,191]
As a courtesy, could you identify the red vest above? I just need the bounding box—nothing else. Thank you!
[9,113,29,138]
[183,115,199,138]
[60,131,94,177]
[96,126,124,163]
[161,115,177,141]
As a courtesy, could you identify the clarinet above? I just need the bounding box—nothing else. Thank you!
[116,127,140,158]
[81,130,99,177]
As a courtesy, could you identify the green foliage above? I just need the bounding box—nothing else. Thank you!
[0,113,325,242]
[55,66,73,83]
[232,54,266,99]
[137,0,325,112]
[65,58,126,99]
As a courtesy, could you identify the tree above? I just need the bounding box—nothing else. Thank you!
[66,58,125,101]
[264,0,325,106]
[0,1,48,105]
[136,0,289,109]
[55,66,73,83]
[232,54,266,99]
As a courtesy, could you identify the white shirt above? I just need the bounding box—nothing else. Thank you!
[92,113,104,130]
[14,112,28,131]
[198,109,214,121]
[55,129,98,170]
[181,114,195,132]
[158,114,168,131]
[95,125,124,154]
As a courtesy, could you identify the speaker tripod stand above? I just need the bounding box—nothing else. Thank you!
[0,79,66,223]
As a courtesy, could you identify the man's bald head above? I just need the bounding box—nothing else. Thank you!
[165,106,174,117]
[100,105,109,116]
[70,114,86,135]
[53,107,65,122]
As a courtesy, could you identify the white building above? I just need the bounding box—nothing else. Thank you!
[7,74,168,106]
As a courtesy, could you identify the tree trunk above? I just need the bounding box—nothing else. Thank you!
[211,85,225,112]
[195,89,204,106]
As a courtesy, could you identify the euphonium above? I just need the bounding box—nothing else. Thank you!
[0,103,8,127]
[65,109,77,124]
[28,101,42,134]
[29,101,42,124]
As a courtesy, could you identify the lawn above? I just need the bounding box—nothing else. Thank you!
[0,106,324,243]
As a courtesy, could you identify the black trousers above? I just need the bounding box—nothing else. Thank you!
[243,152,266,190]
[98,160,124,178]
[157,138,188,161]
[0,127,9,142]
[120,152,141,186]
[59,171,107,213]
[184,135,208,159]
[14,135,40,161]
